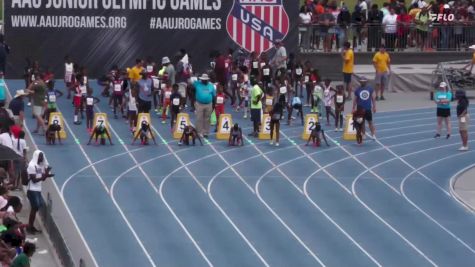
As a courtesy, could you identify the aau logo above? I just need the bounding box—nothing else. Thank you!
[226,0,290,54]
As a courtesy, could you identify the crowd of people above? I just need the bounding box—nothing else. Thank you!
[299,0,475,52]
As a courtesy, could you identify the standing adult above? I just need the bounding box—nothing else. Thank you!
[127,59,144,89]
[352,77,377,139]
[382,7,398,51]
[0,35,10,74]
[341,42,354,100]
[193,74,215,138]
[434,82,452,139]
[269,39,288,77]
[137,72,153,113]
[0,72,5,107]
[249,80,264,137]
[26,74,47,135]
[367,4,384,51]
[372,45,391,100]
[26,150,53,234]
[8,90,27,127]
[456,90,469,151]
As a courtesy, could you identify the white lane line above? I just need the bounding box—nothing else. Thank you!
[401,151,475,255]
[449,162,475,213]
[374,106,475,119]
[60,147,144,195]
[378,124,475,139]
[5,82,100,267]
[249,135,382,266]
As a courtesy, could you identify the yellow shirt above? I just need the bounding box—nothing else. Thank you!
[373,52,390,73]
[128,66,143,83]
[472,52,475,64]
[342,49,354,74]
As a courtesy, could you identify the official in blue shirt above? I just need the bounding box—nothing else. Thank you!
[434,82,452,138]
[193,74,216,138]
[352,76,377,139]
[138,72,153,113]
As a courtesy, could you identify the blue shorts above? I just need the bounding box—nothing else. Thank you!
[343,73,352,84]
[27,190,45,210]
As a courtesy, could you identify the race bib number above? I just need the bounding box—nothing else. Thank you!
[253,61,258,69]
[296,68,303,75]
[232,74,238,81]
[216,96,224,104]
[48,94,56,103]
[279,86,287,94]
[263,68,270,76]
[114,84,122,92]
[83,77,88,84]
[80,85,87,95]
[86,97,94,106]
[266,98,273,106]
[65,64,73,72]
[152,78,159,88]
[461,116,467,123]
[164,91,171,99]
[146,65,153,73]
[225,62,229,69]
[161,83,166,90]
[172,98,180,106]
[336,95,344,103]
[304,76,309,83]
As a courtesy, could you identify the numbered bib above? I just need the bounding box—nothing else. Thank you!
[461,116,467,123]
[336,95,344,103]
[80,85,87,95]
[263,68,270,76]
[152,78,159,88]
[86,97,94,106]
[161,83,166,90]
[232,74,238,81]
[217,96,224,104]
[279,86,287,94]
[266,98,273,106]
[65,64,73,72]
[165,91,172,98]
[304,76,309,83]
[172,98,180,106]
[146,65,153,73]
[83,77,88,84]
[48,94,56,103]
[253,61,258,69]
[225,62,229,69]
[296,68,303,75]
[114,84,122,92]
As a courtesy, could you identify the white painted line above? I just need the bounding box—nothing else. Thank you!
[449,162,475,213]
[5,83,100,267]
[401,151,475,255]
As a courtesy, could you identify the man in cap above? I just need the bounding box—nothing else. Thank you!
[352,76,377,139]
[270,39,288,78]
[193,74,216,138]
[8,89,28,126]
[162,56,176,86]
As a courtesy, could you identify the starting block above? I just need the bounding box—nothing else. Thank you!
[301,114,319,140]
[135,113,152,139]
[216,114,233,140]
[173,113,191,139]
[93,113,109,132]
[258,114,272,140]
[48,112,67,139]
[343,114,357,141]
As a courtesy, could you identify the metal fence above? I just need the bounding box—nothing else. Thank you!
[298,23,475,52]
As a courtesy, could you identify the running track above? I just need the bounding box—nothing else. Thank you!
[8,79,475,267]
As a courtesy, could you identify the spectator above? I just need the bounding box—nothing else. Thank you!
[319,8,336,52]
[358,0,368,20]
[193,74,215,138]
[26,74,47,135]
[372,45,391,100]
[383,7,398,51]
[26,150,52,234]
[439,4,453,50]
[463,44,475,73]
[351,6,365,51]
[11,131,27,190]
[337,6,352,48]
[0,101,14,133]
[10,242,36,267]
[8,90,27,127]
[381,2,390,17]
[367,4,384,51]
[0,35,10,75]
[397,7,412,51]
[415,6,431,51]
[456,90,469,151]
[299,5,313,50]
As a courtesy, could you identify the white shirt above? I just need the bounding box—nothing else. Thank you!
[299,12,312,24]
[383,14,398,33]
[27,163,44,192]
[0,133,13,149]
[11,137,27,156]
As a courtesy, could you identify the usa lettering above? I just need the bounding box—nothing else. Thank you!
[240,9,273,41]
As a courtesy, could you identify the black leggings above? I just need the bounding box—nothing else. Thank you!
[113,94,123,115]
[288,104,304,124]
[335,109,344,128]
[270,120,280,143]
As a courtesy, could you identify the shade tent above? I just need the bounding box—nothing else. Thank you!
[0,145,22,161]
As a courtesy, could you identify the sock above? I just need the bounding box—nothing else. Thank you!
[74,115,78,122]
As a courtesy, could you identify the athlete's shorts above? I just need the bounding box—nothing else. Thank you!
[437,108,451,118]
[64,73,72,84]
[73,96,82,108]
[178,82,187,98]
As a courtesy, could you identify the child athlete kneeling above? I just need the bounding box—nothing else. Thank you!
[305,122,329,147]
[179,125,203,146]
[228,123,244,146]
[132,121,157,145]
[87,124,113,145]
